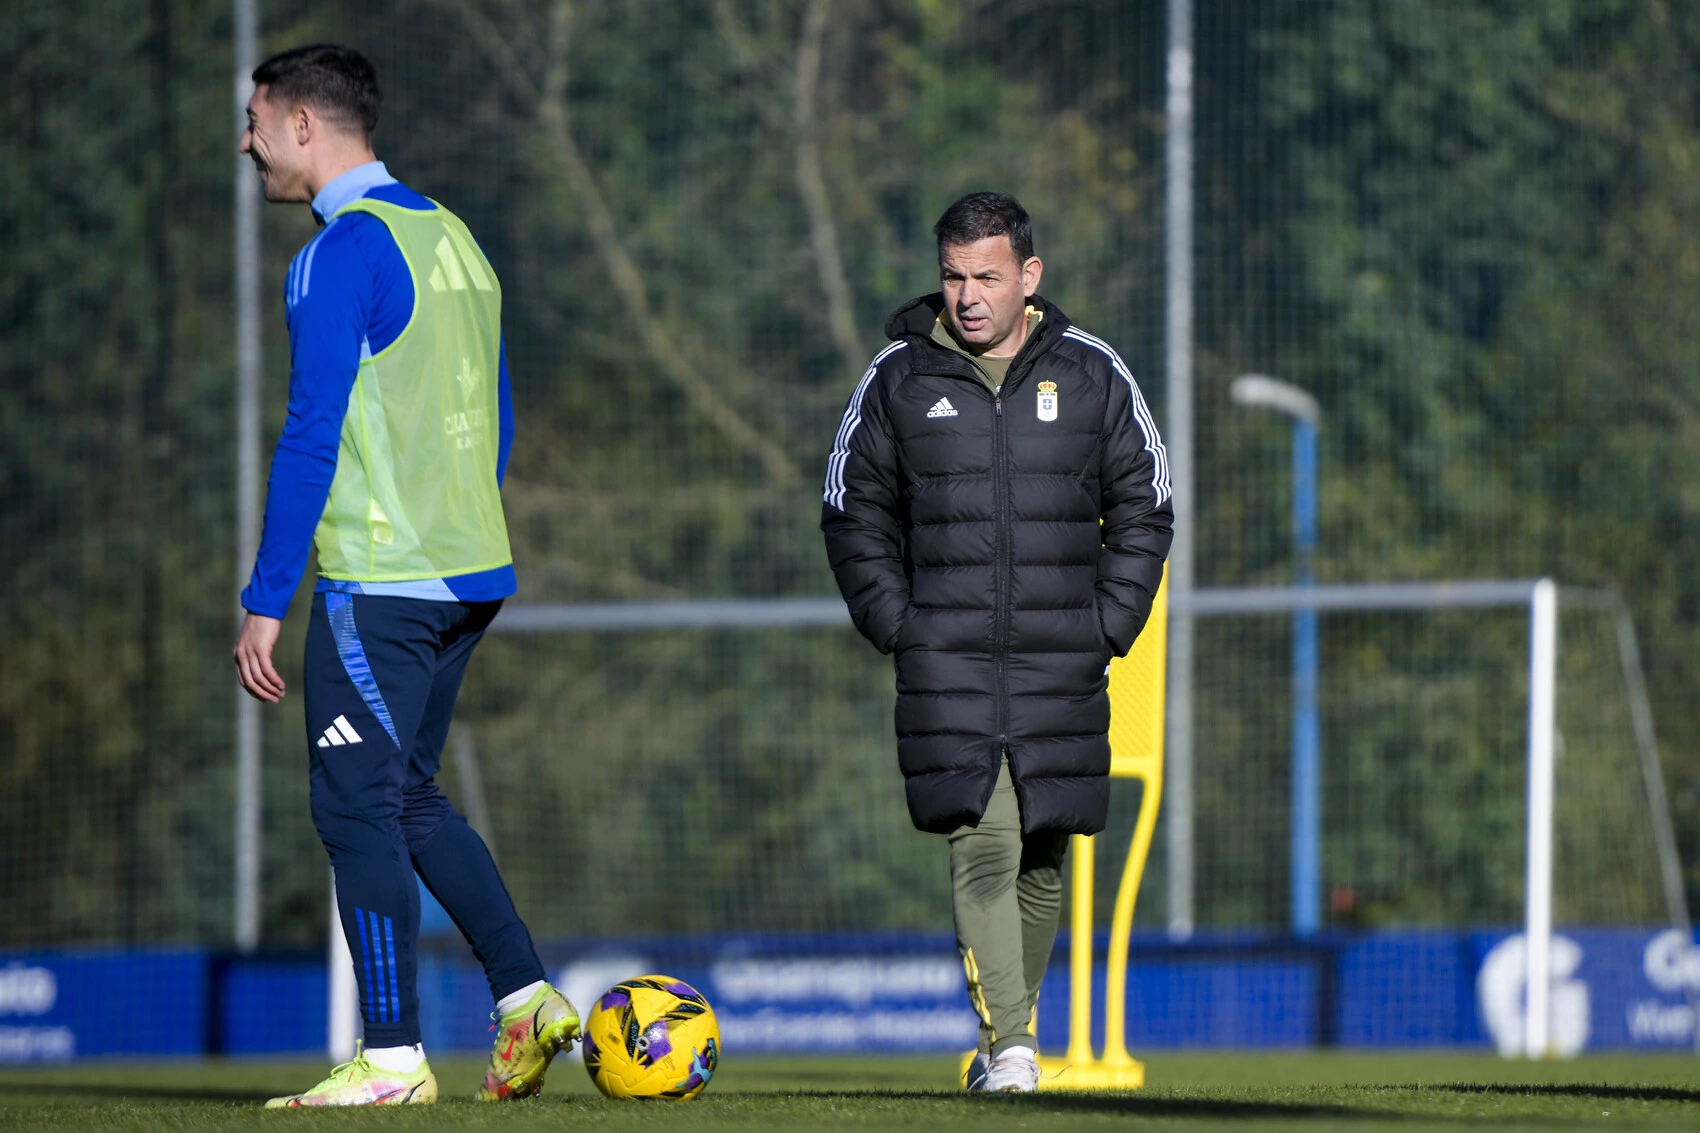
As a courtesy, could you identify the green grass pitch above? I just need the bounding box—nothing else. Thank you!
[0,1052,1694,1131]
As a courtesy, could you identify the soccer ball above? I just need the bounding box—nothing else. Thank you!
[581,975,721,1100]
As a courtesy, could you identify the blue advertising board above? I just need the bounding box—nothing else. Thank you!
[2,927,1695,1060]
[0,949,205,1060]
[549,942,980,1056]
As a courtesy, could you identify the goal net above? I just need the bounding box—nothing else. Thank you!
[1116,582,1694,1055]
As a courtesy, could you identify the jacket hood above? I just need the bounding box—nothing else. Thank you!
[885,292,1071,346]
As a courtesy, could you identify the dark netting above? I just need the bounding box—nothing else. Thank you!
[2,1,1695,958]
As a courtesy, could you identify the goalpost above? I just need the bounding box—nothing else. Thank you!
[1177,578,1696,1061]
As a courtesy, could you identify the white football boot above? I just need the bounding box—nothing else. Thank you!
[979,1045,1040,1093]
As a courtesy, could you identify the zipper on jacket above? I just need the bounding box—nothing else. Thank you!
[993,395,1010,753]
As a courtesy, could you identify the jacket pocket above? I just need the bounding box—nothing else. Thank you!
[1090,588,1114,663]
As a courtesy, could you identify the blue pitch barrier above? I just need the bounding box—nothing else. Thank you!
[1,928,1694,1061]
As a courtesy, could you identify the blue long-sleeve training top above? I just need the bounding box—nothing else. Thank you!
[240,161,516,619]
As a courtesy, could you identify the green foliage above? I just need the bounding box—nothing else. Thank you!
[2,0,1698,944]
[1246,0,1700,912]
[0,0,241,944]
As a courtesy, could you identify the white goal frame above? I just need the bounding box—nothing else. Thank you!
[1179,577,1693,1058]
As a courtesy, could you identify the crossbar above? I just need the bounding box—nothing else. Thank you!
[493,598,848,632]
[491,581,1549,635]
[1180,580,1540,615]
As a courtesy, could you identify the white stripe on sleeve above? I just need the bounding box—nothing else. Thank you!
[297,218,340,302]
[1063,327,1171,506]
[287,253,303,309]
[823,341,906,510]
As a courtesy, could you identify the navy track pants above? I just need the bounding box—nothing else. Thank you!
[303,592,545,1047]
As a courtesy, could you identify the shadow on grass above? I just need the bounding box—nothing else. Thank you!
[1427,1083,1700,1104]
[0,1082,274,1103]
[746,1089,1373,1121]
[1013,1093,1372,1121]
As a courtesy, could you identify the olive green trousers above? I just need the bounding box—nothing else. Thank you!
[947,759,1070,1057]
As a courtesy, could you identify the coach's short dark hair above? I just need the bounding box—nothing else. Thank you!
[253,44,382,138]
[933,192,1034,263]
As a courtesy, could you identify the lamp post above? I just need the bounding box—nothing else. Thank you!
[1230,374,1322,938]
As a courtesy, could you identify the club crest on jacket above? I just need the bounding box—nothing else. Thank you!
[1037,380,1059,422]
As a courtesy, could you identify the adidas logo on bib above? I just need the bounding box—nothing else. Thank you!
[926,397,958,419]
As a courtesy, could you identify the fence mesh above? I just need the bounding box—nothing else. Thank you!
[3,0,1697,954]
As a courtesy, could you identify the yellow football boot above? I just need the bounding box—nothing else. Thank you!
[265,1044,437,1107]
[477,983,582,1101]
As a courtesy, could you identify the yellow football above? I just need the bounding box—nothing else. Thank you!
[581,974,721,1100]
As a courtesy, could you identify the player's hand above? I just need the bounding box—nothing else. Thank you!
[234,613,286,703]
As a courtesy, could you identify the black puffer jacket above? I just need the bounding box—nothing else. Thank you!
[822,294,1173,835]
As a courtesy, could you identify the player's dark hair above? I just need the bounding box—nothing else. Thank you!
[933,192,1035,263]
[252,44,382,138]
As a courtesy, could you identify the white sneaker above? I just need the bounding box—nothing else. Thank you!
[980,1046,1039,1093]
[963,1051,991,1092]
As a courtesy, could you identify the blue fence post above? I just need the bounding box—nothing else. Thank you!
[1292,418,1321,938]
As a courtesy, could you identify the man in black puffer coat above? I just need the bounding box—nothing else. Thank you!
[822,194,1172,1089]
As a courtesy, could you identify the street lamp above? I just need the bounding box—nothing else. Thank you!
[1230,374,1322,938]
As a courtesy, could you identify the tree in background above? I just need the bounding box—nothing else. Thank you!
[2,0,1696,943]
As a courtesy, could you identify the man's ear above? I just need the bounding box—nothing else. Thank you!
[292,104,315,146]
[1021,256,1044,298]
